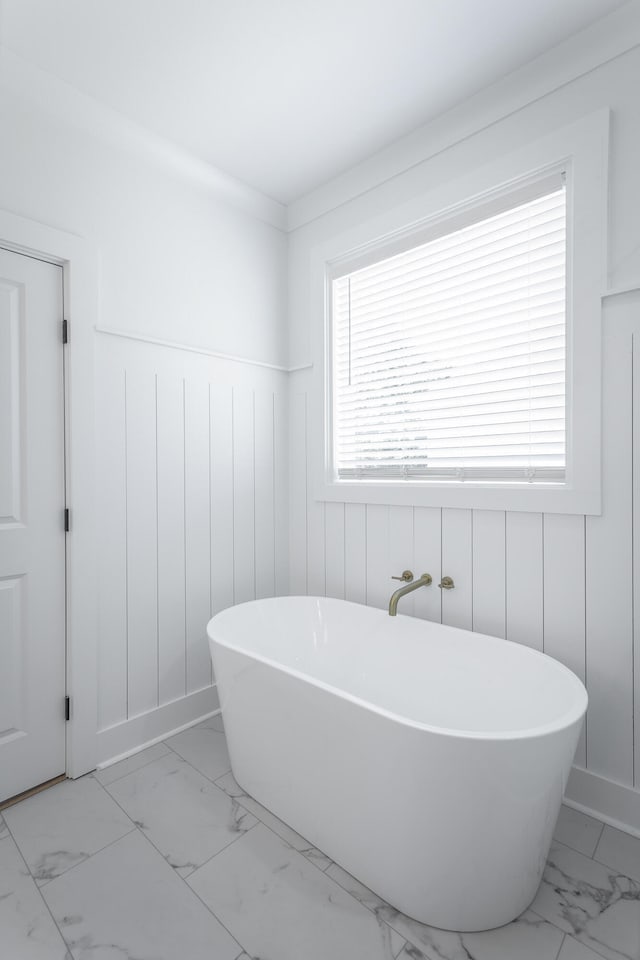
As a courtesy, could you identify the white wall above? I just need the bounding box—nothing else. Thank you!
[0,63,289,765]
[287,38,640,828]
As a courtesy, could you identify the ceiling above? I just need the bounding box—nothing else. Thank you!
[0,0,629,203]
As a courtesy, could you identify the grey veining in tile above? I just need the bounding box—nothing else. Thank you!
[41,830,241,960]
[165,723,231,780]
[215,770,332,870]
[105,753,257,876]
[554,805,605,858]
[394,913,565,960]
[558,935,610,960]
[326,862,389,911]
[187,822,403,960]
[93,742,171,786]
[3,776,134,884]
[0,815,73,959]
[595,824,640,883]
[532,841,640,960]
[327,861,563,960]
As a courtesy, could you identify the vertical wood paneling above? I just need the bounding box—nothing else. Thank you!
[544,513,586,766]
[184,378,211,693]
[413,507,442,622]
[97,340,288,735]
[506,512,543,650]
[344,503,366,604]
[441,508,472,629]
[586,314,633,785]
[289,392,307,595]
[366,504,389,609]
[125,370,158,717]
[156,374,186,705]
[210,382,234,615]
[97,365,127,729]
[472,510,506,639]
[325,503,345,599]
[273,391,289,596]
[389,506,415,615]
[306,398,326,597]
[233,387,256,604]
[634,331,640,788]
[254,390,275,600]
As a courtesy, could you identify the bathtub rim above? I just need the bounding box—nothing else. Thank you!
[208,596,588,743]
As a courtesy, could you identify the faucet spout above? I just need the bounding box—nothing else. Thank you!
[389,573,433,616]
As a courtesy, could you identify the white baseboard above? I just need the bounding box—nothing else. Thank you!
[565,764,640,839]
[96,686,220,769]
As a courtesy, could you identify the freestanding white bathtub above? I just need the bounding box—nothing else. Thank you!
[207,596,587,932]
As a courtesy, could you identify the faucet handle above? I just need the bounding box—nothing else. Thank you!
[439,576,455,590]
[391,570,414,582]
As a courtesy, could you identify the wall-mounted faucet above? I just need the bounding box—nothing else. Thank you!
[389,571,433,616]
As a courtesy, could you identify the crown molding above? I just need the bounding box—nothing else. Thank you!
[0,46,286,231]
[287,1,640,231]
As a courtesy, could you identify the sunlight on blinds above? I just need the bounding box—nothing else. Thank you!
[332,183,566,482]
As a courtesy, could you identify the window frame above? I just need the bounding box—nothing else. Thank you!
[310,110,608,515]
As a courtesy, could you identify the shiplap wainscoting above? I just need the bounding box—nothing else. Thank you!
[96,332,288,764]
[290,297,640,829]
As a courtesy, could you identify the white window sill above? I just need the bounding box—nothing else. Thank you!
[316,477,600,515]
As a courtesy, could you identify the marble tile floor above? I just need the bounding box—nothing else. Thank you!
[1,714,639,960]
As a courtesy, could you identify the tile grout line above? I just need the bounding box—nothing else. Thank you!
[553,933,567,960]
[90,767,251,955]
[590,819,607,861]
[91,745,173,787]
[2,814,77,959]
[100,780,250,960]
[33,823,140,890]
[93,743,274,885]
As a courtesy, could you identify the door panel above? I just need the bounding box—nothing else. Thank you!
[0,247,66,802]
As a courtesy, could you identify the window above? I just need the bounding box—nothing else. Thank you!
[330,173,567,485]
[313,111,607,514]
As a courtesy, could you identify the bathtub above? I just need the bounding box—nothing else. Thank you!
[207,596,587,931]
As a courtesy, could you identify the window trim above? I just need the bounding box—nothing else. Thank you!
[310,110,608,515]
[329,170,568,485]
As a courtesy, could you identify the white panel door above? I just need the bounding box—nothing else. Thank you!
[0,247,65,802]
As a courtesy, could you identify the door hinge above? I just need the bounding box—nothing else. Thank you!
[64,696,71,722]
[64,508,70,532]
[62,319,69,344]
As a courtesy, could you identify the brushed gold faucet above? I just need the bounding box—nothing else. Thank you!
[389,571,433,616]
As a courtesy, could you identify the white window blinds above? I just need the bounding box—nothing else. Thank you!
[331,179,567,482]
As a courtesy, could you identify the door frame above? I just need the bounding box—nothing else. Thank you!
[0,208,98,779]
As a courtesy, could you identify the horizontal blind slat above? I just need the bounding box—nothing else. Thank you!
[332,185,566,479]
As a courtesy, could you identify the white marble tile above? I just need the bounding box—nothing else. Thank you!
[554,805,604,857]
[165,724,231,780]
[93,742,171,786]
[3,776,134,884]
[557,935,609,960]
[187,822,404,960]
[41,829,241,960]
[326,862,389,911]
[105,753,257,876]
[392,913,564,960]
[595,825,640,883]
[532,841,640,960]
[327,861,563,960]
[0,817,72,959]
[215,770,332,870]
